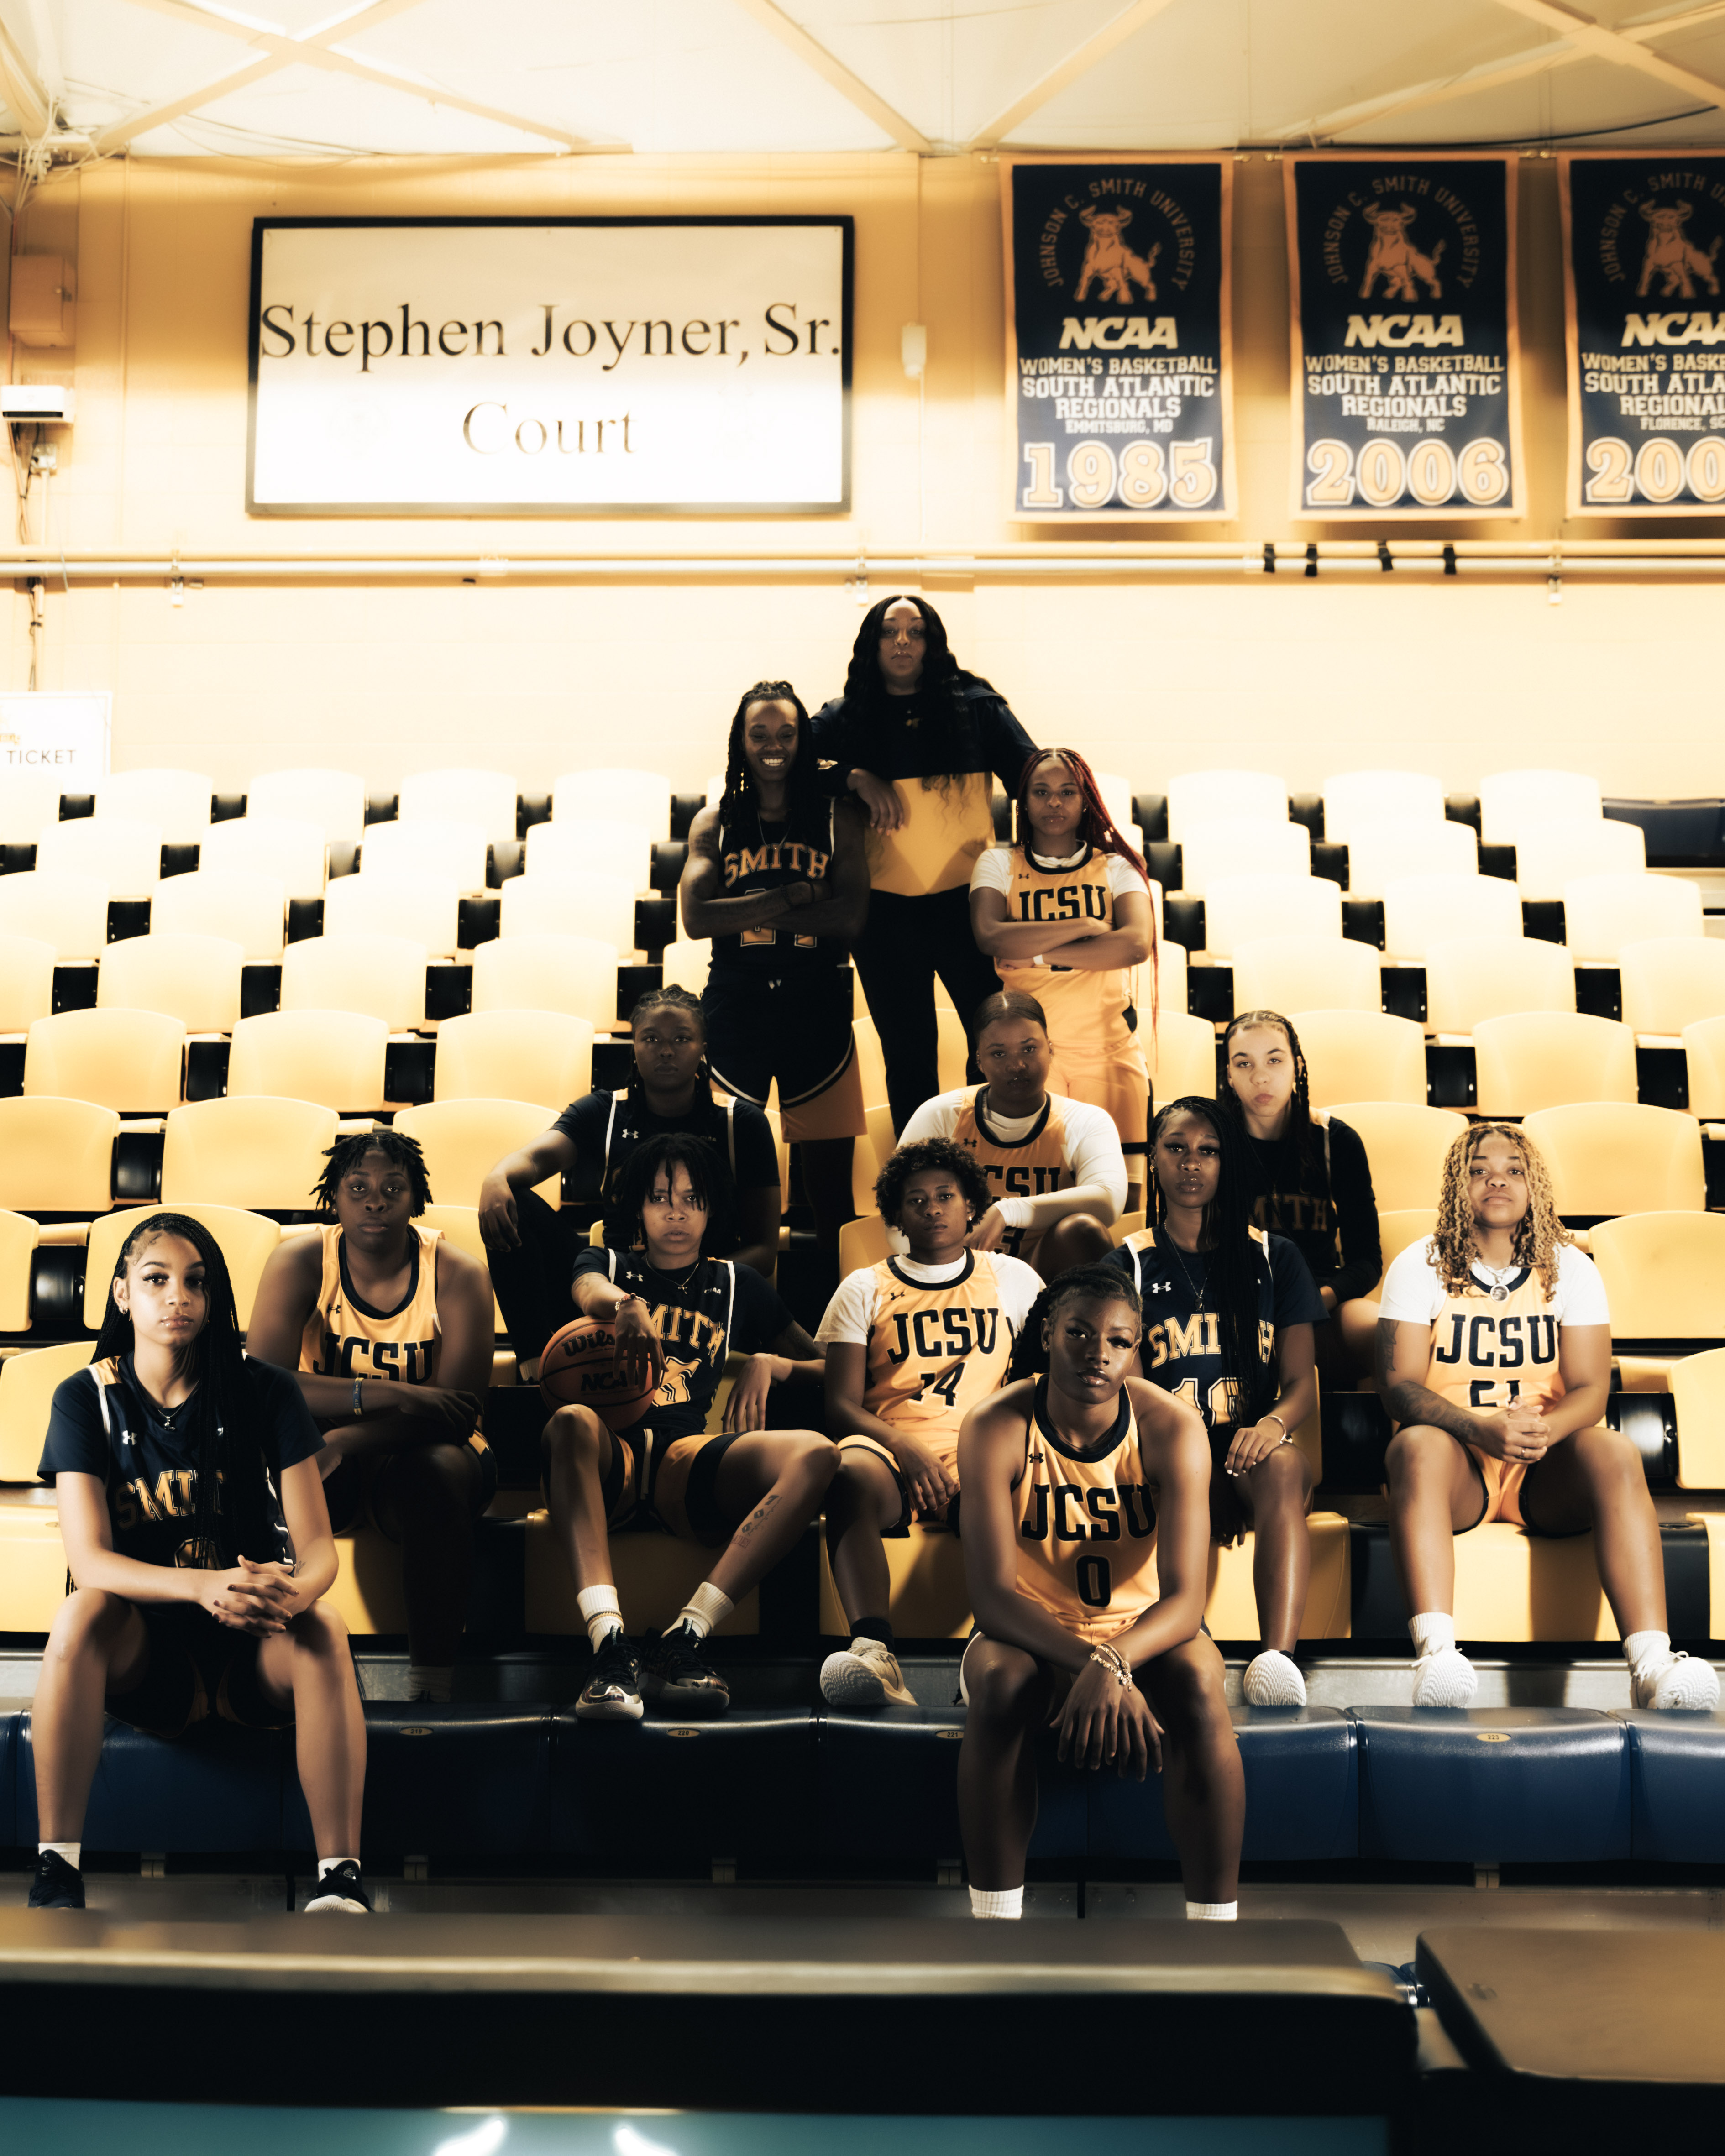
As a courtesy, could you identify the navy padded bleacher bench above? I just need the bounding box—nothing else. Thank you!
[1614,1706,1725,1863]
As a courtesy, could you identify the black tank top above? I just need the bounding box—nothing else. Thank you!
[710,797,844,976]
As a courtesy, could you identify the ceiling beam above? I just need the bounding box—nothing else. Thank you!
[0,16,52,139]
[727,0,929,153]
[1490,0,1725,111]
[1279,41,1577,140]
[968,0,1182,150]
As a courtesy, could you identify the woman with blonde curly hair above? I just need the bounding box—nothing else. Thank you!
[1374,1121,1718,1711]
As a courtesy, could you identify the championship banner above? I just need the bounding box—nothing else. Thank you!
[1001,157,1233,522]
[1561,153,1725,515]
[1286,155,1521,519]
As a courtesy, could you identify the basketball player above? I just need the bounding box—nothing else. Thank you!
[1377,1122,1720,1711]
[247,1131,495,1708]
[1108,1098,1324,1708]
[680,680,870,1251]
[545,1131,834,1722]
[970,749,1155,1193]
[31,1214,368,1914]
[481,984,782,1376]
[957,1266,1243,1921]
[816,1138,1043,1708]
[897,990,1127,1277]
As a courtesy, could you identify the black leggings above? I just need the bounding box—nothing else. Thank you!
[487,1188,583,1365]
[852,884,999,1136]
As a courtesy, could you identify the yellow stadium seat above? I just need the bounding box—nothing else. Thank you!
[161,1095,337,1211]
[0,1097,119,1212]
[1382,872,1520,960]
[661,937,712,997]
[1668,1348,1725,1489]
[96,768,212,844]
[0,933,56,1032]
[864,1101,895,1181]
[394,1097,561,1212]
[839,1212,890,1275]
[1289,1009,1426,1109]
[849,1115,883,1215]
[1151,933,1185,1020]
[37,817,161,899]
[1201,874,1339,959]
[0,1207,38,1330]
[1471,1011,1637,1117]
[1451,1521,1621,1643]
[149,869,287,964]
[359,819,488,895]
[24,1008,185,1113]
[1232,933,1379,1018]
[1588,1212,1725,1350]
[1371,1207,1438,1296]
[1521,1102,1706,1219]
[525,1514,757,1636]
[1148,1007,1219,1107]
[98,931,244,1034]
[1109,1209,1146,1247]
[83,1202,283,1330]
[1562,872,1704,961]
[1423,934,1575,1037]
[1325,1102,1467,1213]
[419,1204,504,1330]
[199,816,327,895]
[0,769,65,844]
[526,818,652,889]
[471,933,620,1028]
[246,767,364,845]
[1319,771,1444,848]
[398,769,519,850]
[0,1340,92,1483]
[1179,818,1310,900]
[433,1010,593,1106]
[502,871,637,956]
[1514,818,1644,903]
[0,869,110,960]
[1683,1014,1725,1119]
[552,767,671,837]
[279,932,428,1032]
[1617,936,1725,1041]
[1165,769,1285,837]
[1479,769,1602,847]
[322,874,460,959]
[226,1010,388,1114]
[1344,818,1477,903]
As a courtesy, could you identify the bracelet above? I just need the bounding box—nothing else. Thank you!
[351,1377,364,1419]
[1263,1413,1287,1434]
[1090,1644,1133,1689]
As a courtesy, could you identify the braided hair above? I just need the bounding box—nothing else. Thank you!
[1149,1095,1276,1428]
[716,680,819,827]
[1432,1121,1570,1302]
[1013,748,1150,883]
[602,1129,740,1260]
[1217,1008,1322,1186]
[626,984,711,1104]
[1004,1262,1144,1386]
[311,1128,432,1216]
[833,595,986,794]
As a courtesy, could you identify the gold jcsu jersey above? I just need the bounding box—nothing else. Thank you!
[950,1090,1074,1267]
[1012,1379,1160,1647]
[1422,1266,1565,1417]
[996,845,1136,1057]
[863,1251,1016,1438]
[301,1223,444,1387]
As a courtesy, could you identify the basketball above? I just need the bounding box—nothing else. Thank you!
[538,1314,657,1429]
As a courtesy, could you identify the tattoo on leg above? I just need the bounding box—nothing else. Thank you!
[735,1492,782,1543]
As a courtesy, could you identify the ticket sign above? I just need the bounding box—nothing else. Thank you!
[0,691,110,790]
[1286,155,1522,519]
[1562,152,1725,514]
[1001,157,1234,521]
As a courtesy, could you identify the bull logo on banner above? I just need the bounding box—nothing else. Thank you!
[1636,199,1722,299]
[1075,206,1161,304]
[1359,202,1447,302]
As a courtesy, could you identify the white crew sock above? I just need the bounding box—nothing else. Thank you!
[317,1855,360,1880]
[39,1841,80,1870]
[1186,1901,1238,1922]
[1409,1612,1456,1657]
[676,1582,734,1641]
[406,1664,453,1703]
[1623,1627,1670,1675]
[577,1586,624,1652]
[970,1885,1023,1920]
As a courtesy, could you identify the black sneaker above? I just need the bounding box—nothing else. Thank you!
[302,1860,372,1915]
[640,1621,730,1717]
[575,1628,645,1722]
[28,1849,84,1910]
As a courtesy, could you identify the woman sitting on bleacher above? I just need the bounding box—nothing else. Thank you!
[30,1214,369,1915]
[1105,1096,1325,1709]
[481,984,783,1374]
[1377,1121,1720,1711]
[815,1138,1043,1712]
[545,1131,833,1725]
[1218,1010,1381,1380]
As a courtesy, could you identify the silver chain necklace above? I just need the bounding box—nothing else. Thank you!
[1478,1258,1517,1303]
[1162,1230,1207,1312]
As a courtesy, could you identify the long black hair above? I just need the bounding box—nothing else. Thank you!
[1149,1095,1276,1427]
[94,1212,280,1568]
[603,1130,741,1261]
[1216,1008,1322,1188]
[1004,1263,1144,1387]
[832,595,986,788]
[716,680,819,827]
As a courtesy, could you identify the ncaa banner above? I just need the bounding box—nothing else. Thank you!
[1286,154,1522,519]
[1562,153,1725,515]
[1001,157,1234,521]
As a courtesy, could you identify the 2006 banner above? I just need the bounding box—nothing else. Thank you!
[1286,154,1522,519]
[1562,152,1725,515]
[1001,157,1234,521]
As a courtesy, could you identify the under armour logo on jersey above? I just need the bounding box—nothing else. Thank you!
[1028,1448,1045,1463]
[1147,1278,1173,1295]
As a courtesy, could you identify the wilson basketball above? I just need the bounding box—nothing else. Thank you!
[538,1314,657,1429]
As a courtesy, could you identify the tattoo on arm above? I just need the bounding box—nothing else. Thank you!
[1374,1319,1481,1444]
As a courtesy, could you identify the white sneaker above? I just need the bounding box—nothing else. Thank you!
[820,1636,917,1709]
[1411,1645,1478,1708]
[1632,1651,1721,1711]
[1242,1649,1306,1707]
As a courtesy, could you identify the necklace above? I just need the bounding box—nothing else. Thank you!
[1478,1258,1517,1303]
[1162,1231,1207,1312]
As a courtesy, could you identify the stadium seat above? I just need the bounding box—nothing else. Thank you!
[1478,769,1603,847]
[839,1213,890,1275]
[1683,1014,1725,1118]
[0,1097,119,1212]
[0,933,55,1031]
[160,1095,337,1212]
[661,937,712,997]
[14,1708,286,1854]
[433,1010,593,1106]
[502,871,637,957]
[1319,770,1444,848]
[24,1008,185,1113]
[1668,1348,1725,1488]
[1109,1210,1147,1246]
[552,767,671,837]
[1616,936,1725,1041]
[1343,817,1477,902]
[526,818,653,889]
[0,1336,90,1480]
[1150,933,1185,1019]
[1325,1103,1467,1213]
[1382,873,1521,959]
[279,933,428,1032]
[95,768,212,843]
[322,872,460,959]
[0,768,65,843]
[37,816,161,898]
[1165,769,1285,836]
[1562,872,1704,961]
[394,1098,561,1210]
[417,1204,504,1329]
[1201,874,1340,959]
[148,869,288,964]
[1148,1008,1219,1106]
[199,815,327,895]
[399,769,519,849]
[1423,935,1575,1037]
[98,932,245,1034]
[0,869,110,960]
[83,1202,282,1330]
[1370,1207,1437,1294]
[359,818,489,895]
[1288,1010,1426,1109]
[0,1207,37,1330]
[1521,1103,1706,1219]
[1588,1212,1725,1359]
[226,1010,389,1114]
[1514,817,1645,902]
[1231,933,1380,1017]
[1471,1011,1638,1117]
[470,933,621,1027]
[1178,818,1310,899]
[1617,1706,1725,1862]
[247,767,365,844]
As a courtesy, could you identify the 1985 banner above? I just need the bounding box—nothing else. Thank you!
[1562,152,1725,514]
[1286,154,1522,518]
[1002,157,1233,521]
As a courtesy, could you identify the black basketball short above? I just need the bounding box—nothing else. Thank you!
[105,1604,291,1741]
[702,966,865,1143]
